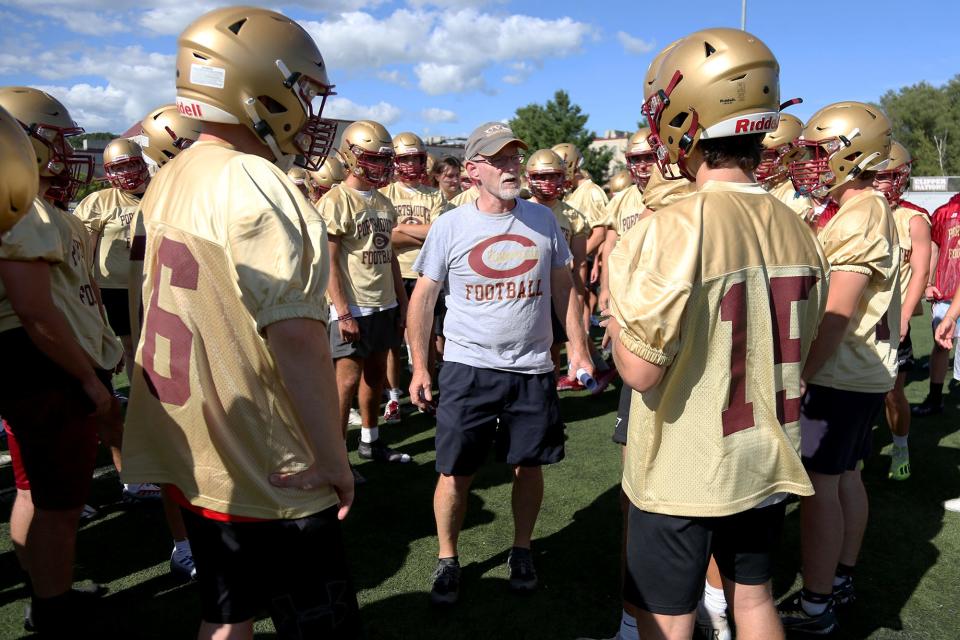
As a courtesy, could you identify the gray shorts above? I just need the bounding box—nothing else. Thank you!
[329,307,402,359]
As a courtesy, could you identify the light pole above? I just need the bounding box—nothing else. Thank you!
[741,0,747,30]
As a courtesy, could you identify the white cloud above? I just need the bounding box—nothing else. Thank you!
[415,62,486,95]
[422,107,457,123]
[302,10,432,71]
[325,97,401,125]
[375,70,410,87]
[503,61,535,85]
[617,31,655,55]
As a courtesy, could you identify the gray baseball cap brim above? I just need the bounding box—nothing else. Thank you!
[464,121,529,160]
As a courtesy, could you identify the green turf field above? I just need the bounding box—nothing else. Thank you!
[1,313,958,639]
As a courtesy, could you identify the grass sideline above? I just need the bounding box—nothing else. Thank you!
[0,313,958,639]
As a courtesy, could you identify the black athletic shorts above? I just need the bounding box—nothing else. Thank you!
[329,307,402,359]
[612,383,632,445]
[550,306,567,345]
[435,362,565,475]
[896,327,914,372]
[800,383,884,475]
[181,506,362,637]
[404,277,445,319]
[0,328,114,510]
[100,287,131,337]
[623,501,787,615]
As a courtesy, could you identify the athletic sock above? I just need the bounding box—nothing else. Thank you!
[835,563,856,579]
[702,581,727,616]
[388,388,401,403]
[892,434,909,449]
[173,538,191,555]
[361,426,378,444]
[929,383,943,404]
[438,556,459,566]
[618,609,640,640]
[800,588,831,616]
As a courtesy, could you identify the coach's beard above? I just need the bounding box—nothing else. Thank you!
[494,172,521,200]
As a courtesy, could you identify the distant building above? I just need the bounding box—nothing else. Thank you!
[590,129,631,176]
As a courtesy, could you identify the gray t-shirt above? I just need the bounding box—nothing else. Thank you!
[413,198,572,373]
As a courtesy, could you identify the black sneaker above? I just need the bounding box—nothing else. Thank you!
[832,576,855,606]
[778,590,837,635]
[26,583,108,633]
[430,558,461,605]
[507,547,538,592]
[911,397,943,417]
[358,439,411,463]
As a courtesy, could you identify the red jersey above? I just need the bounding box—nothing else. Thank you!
[930,193,960,300]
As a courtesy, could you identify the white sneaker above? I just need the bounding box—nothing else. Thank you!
[696,599,732,640]
[348,408,362,426]
[946,497,960,513]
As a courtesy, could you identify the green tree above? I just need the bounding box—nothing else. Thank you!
[509,90,614,183]
[68,131,117,150]
[880,77,960,175]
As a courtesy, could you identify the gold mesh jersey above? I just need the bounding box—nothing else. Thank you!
[605,185,646,237]
[892,203,931,310]
[73,187,139,289]
[449,185,479,208]
[121,141,336,520]
[642,165,695,211]
[0,197,122,370]
[547,200,588,249]
[767,178,813,220]
[609,181,828,517]
[316,185,398,309]
[380,181,450,279]
[810,189,900,394]
[564,178,609,228]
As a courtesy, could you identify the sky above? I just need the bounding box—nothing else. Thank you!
[0,0,957,140]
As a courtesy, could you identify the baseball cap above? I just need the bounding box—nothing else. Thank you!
[464,122,528,160]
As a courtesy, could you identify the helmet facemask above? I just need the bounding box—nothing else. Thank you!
[642,70,699,181]
[874,164,910,205]
[527,170,564,201]
[27,122,93,203]
[789,132,881,199]
[105,156,149,192]
[350,146,394,188]
[626,150,656,189]
[394,152,426,183]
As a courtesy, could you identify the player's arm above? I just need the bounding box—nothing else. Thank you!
[408,275,442,409]
[598,228,619,311]
[266,318,354,520]
[605,316,665,392]
[571,234,587,296]
[391,223,429,249]
[902,217,932,337]
[551,265,592,379]
[926,237,941,300]
[0,259,113,416]
[801,271,870,381]
[391,253,408,327]
[325,235,359,342]
[935,295,960,349]
[586,224,606,256]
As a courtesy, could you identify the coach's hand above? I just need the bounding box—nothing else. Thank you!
[409,368,432,410]
[270,463,355,521]
[338,316,360,343]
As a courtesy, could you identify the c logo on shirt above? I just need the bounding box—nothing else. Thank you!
[468,234,539,279]
[372,232,390,250]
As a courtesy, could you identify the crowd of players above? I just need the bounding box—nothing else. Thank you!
[1,5,960,639]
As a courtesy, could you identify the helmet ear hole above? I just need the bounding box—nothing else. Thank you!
[258,96,287,114]
[669,113,688,128]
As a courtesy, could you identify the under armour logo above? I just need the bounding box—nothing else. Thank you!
[270,580,353,639]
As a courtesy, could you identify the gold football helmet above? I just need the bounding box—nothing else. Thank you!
[309,151,347,200]
[642,28,780,180]
[644,38,684,100]
[789,101,892,198]
[140,104,204,167]
[625,128,655,189]
[340,120,394,187]
[392,131,427,182]
[525,149,566,200]
[0,104,39,234]
[874,140,912,205]
[176,6,336,170]
[0,87,93,204]
[755,113,803,186]
[551,142,582,186]
[103,138,149,192]
[608,170,633,195]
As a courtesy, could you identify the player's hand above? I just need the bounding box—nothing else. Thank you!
[597,287,610,316]
[269,463,355,521]
[590,260,601,284]
[338,317,360,343]
[926,284,942,301]
[935,316,957,349]
[397,303,408,332]
[409,368,432,410]
[899,317,910,344]
[83,375,114,417]
[95,395,124,449]
[799,378,808,398]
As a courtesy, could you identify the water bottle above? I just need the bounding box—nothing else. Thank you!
[575,368,597,392]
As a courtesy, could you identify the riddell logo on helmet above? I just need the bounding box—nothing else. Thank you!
[177,102,203,118]
[734,116,777,134]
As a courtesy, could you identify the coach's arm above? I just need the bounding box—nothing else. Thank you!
[408,275,442,409]
[551,265,593,381]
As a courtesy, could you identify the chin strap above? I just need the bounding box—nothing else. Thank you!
[241,95,294,168]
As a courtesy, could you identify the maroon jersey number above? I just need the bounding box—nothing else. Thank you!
[142,238,199,406]
[720,275,817,436]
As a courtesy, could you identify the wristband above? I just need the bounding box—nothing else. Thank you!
[337,312,354,322]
